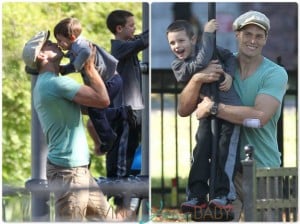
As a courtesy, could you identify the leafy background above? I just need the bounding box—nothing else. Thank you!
[2,2,144,186]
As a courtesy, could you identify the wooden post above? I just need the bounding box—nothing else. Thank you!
[241,145,256,221]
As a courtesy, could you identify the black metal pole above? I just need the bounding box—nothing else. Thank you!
[208,2,218,200]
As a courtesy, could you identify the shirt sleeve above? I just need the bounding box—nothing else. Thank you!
[53,76,82,100]
[60,63,76,75]
[111,31,149,60]
[73,47,91,72]
[259,66,288,102]
[217,46,237,77]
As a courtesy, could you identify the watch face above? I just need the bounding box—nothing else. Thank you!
[210,103,218,115]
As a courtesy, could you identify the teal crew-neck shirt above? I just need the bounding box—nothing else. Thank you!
[233,57,288,168]
[33,72,90,167]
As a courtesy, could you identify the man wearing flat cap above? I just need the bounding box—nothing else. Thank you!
[178,10,288,221]
[22,31,132,221]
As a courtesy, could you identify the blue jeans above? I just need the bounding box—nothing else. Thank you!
[88,74,125,145]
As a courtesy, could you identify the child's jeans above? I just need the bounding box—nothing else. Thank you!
[88,74,128,152]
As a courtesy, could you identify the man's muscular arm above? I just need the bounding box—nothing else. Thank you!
[178,60,223,116]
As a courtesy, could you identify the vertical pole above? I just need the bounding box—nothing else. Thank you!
[141,2,149,222]
[208,2,218,200]
[26,76,49,221]
[241,145,256,221]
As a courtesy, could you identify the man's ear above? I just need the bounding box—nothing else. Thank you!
[36,52,47,62]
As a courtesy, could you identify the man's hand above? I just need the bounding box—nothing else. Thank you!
[203,60,224,74]
[73,43,110,109]
[192,60,224,84]
[195,97,214,120]
[178,60,223,117]
[84,44,96,73]
[219,72,232,91]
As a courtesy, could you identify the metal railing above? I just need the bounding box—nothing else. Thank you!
[2,176,149,222]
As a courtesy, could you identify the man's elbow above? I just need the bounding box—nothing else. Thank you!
[177,107,190,117]
[99,98,110,108]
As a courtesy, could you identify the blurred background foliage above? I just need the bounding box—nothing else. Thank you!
[2,2,143,187]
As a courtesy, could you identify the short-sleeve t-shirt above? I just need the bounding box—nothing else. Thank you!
[33,72,90,167]
[233,57,288,168]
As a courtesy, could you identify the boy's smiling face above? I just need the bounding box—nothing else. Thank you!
[55,34,73,51]
[167,30,196,60]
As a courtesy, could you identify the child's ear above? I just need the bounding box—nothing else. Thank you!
[116,25,123,33]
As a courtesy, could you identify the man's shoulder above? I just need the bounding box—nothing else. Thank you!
[263,57,288,75]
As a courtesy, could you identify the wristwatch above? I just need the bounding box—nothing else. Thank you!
[210,102,218,116]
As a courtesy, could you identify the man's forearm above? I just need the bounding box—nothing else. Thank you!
[178,76,202,117]
[217,103,264,125]
[86,66,110,107]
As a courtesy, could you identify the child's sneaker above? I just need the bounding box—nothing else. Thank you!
[181,197,208,213]
[209,196,233,210]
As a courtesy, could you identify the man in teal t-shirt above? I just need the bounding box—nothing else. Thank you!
[22,31,131,221]
[33,72,89,167]
[234,57,287,168]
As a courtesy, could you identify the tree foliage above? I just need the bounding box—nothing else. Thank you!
[2,2,144,186]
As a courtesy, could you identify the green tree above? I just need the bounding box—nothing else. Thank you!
[2,2,144,186]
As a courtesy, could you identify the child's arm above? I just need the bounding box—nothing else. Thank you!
[217,46,237,91]
[172,20,219,83]
[60,42,92,75]
[217,46,236,79]
[60,63,76,75]
[72,45,91,72]
[111,30,148,60]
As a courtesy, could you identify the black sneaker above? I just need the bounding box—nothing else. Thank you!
[181,197,208,213]
[209,196,233,210]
